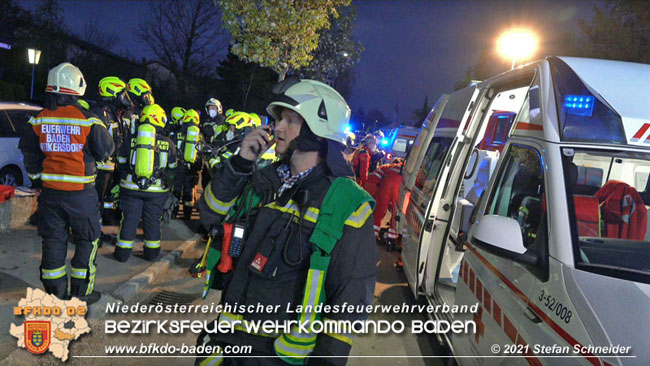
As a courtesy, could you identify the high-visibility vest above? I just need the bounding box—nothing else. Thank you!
[28,106,104,191]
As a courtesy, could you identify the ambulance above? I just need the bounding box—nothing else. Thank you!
[397,57,650,366]
[384,126,420,158]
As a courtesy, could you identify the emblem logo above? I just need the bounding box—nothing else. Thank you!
[25,321,51,354]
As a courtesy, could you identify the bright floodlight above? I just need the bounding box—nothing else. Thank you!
[497,29,537,69]
[28,48,41,65]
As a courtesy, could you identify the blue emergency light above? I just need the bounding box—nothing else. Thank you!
[563,95,594,117]
[381,139,388,146]
[344,125,351,133]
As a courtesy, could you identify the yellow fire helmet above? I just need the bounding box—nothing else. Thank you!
[77,99,90,110]
[249,113,262,127]
[98,76,127,98]
[225,111,253,130]
[140,104,167,128]
[170,107,186,124]
[181,109,200,126]
[127,78,152,96]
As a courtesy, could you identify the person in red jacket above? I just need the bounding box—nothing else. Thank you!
[366,161,402,200]
[352,134,377,187]
[373,160,404,249]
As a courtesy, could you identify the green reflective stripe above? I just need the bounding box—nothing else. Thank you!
[42,265,67,279]
[116,239,134,249]
[266,200,319,224]
[41,173,96,184]
[117,156,127,163]
[187,130,199,137]
[138,131,155,138]
[160,152,168,168]
[322,318,355,344]
[300,268,324,325]
[144,240,160,249]
[202,270,212,298]
[344,202,373,228]
[199,351,223,366]
[274,335,312,363]
[223,151,233,157]
[120,175,168,193]
[97,161,115,170]
[169,161,178,168]
[28,116,37,125]
[28,173,41,179]
[70,267,87,279]
[286,325,317,343]
[103,202,116,209]
[209,157,220,168]
[204,184,236,215]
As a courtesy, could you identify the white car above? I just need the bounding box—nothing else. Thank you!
[0,102,42,187]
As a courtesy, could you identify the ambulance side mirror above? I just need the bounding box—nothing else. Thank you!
[470,215,534,264]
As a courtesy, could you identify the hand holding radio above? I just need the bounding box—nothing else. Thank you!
[240,126,274,161]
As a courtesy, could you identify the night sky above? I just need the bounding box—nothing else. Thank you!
[18,0,596,121]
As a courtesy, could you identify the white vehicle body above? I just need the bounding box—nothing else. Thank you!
[0,102,41,186]
[397,57,650,366]
[384,126,419,158]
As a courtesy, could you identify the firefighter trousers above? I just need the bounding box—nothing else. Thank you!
[114,189,166,262]
[173,164,198,216]
[37,188,100,299]
[96,169,113,219]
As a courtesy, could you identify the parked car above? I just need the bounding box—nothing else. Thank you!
[0,101,42,186]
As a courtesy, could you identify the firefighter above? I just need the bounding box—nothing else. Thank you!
[352,134,377,187]
[19,62,114,304]
[373,159,404,252]
[173,109,202,221]
[200,99,224,190]
[201,98,225,145]
[195,78,377,365]
[369,131,386,172]
[125,78,154,137]
[167,106,186,145]
[205,111,254,171]
[92,76,133,240]
[114,104,177,262]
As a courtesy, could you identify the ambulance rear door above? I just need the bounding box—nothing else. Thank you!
[400,85,480,296]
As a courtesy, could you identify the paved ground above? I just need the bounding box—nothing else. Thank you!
[1,200,445,365]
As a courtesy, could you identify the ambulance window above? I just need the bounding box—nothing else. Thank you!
[564,148,650,284]
[405,131,428,174]
[549,57,625,144]
[488,145,547,250]
[415,137,453,197]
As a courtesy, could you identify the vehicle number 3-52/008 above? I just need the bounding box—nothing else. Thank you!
[539,289,572,324]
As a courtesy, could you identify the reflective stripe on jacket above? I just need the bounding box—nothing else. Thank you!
[24,105,114,191]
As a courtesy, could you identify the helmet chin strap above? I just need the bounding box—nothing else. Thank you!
[289,124,321,153]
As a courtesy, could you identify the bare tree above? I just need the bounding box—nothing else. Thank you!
[79,16,119,50]
[139,0,228,94]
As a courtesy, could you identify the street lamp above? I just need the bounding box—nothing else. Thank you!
[27,48,42,100]
[496,29,537,70]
